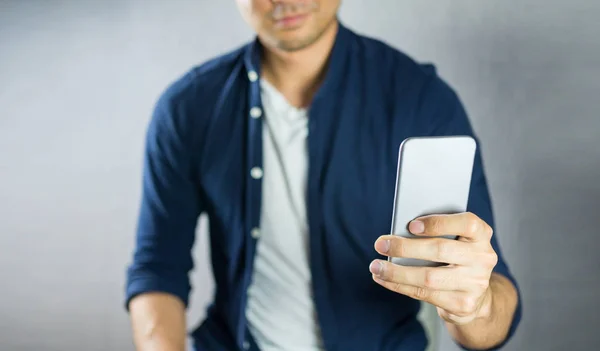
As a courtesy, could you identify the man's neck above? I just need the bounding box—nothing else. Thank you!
[260,20,339,108]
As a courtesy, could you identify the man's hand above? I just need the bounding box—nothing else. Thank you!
[369,212,497,325]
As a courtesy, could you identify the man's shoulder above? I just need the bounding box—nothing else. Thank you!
[347,27,466,132]
[352,29,459,106]
[147,44,250,145]
[349,28,439,85]
[156,44,248,110]
[349,28,461,109]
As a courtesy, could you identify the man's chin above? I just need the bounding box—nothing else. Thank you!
[275,39,316,52]
[268,30,321,52]
[263,19,336,53]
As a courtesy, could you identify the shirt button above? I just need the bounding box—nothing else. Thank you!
[249,107,262,119]
[247,70,258,82]
[250,167,263,179]
[251,228,261,239]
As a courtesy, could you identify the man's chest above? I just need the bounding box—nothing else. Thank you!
[199,112,403,252]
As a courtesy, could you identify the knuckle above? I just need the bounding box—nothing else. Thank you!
[466,214,480,235]
[475,278,490,292]
[423,269,438,289]
[435,240,451,262]
[396,237,407,257]
[458,295,478,315]
[431,219,443,234]
[414,286,429,300]
[466,211,478,221]
[480,248,498,268]
[488,251,499,267]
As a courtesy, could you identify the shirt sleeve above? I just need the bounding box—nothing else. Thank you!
[124,90,203,310]
[422,76,523,350]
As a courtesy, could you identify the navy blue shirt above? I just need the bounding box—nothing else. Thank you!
[125,23,522,351]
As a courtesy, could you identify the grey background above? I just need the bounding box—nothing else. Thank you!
[1,0,598,350]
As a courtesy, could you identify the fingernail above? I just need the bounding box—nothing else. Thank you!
[369,260,383,275]
[409,220,424,234]
[375,239,390,253]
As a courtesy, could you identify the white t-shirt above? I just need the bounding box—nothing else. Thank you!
[245,79,324,350]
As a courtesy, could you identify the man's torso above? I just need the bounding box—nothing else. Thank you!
[152,24,468,351]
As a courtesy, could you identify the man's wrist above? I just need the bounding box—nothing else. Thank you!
[446,273,517,349]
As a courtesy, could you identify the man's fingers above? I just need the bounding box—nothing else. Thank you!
[374,235,475,265]
[408,212,493,241]
[369,259,468,292]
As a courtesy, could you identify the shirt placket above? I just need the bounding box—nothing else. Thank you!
[239,66,264,351]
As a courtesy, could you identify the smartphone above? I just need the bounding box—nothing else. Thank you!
[389,136,477,267]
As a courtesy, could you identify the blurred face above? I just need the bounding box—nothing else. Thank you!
[236,0,341,52]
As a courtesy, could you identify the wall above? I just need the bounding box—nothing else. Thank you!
[1,1,599,350]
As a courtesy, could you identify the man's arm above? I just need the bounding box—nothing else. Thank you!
[125,86,203,351]
[445,273,518,349]
[373,75,522,350]
[129,293,187,351]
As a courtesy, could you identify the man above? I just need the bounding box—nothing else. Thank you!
[125,1,522,350]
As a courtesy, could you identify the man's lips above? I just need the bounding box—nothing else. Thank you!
[274,13,309,29]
